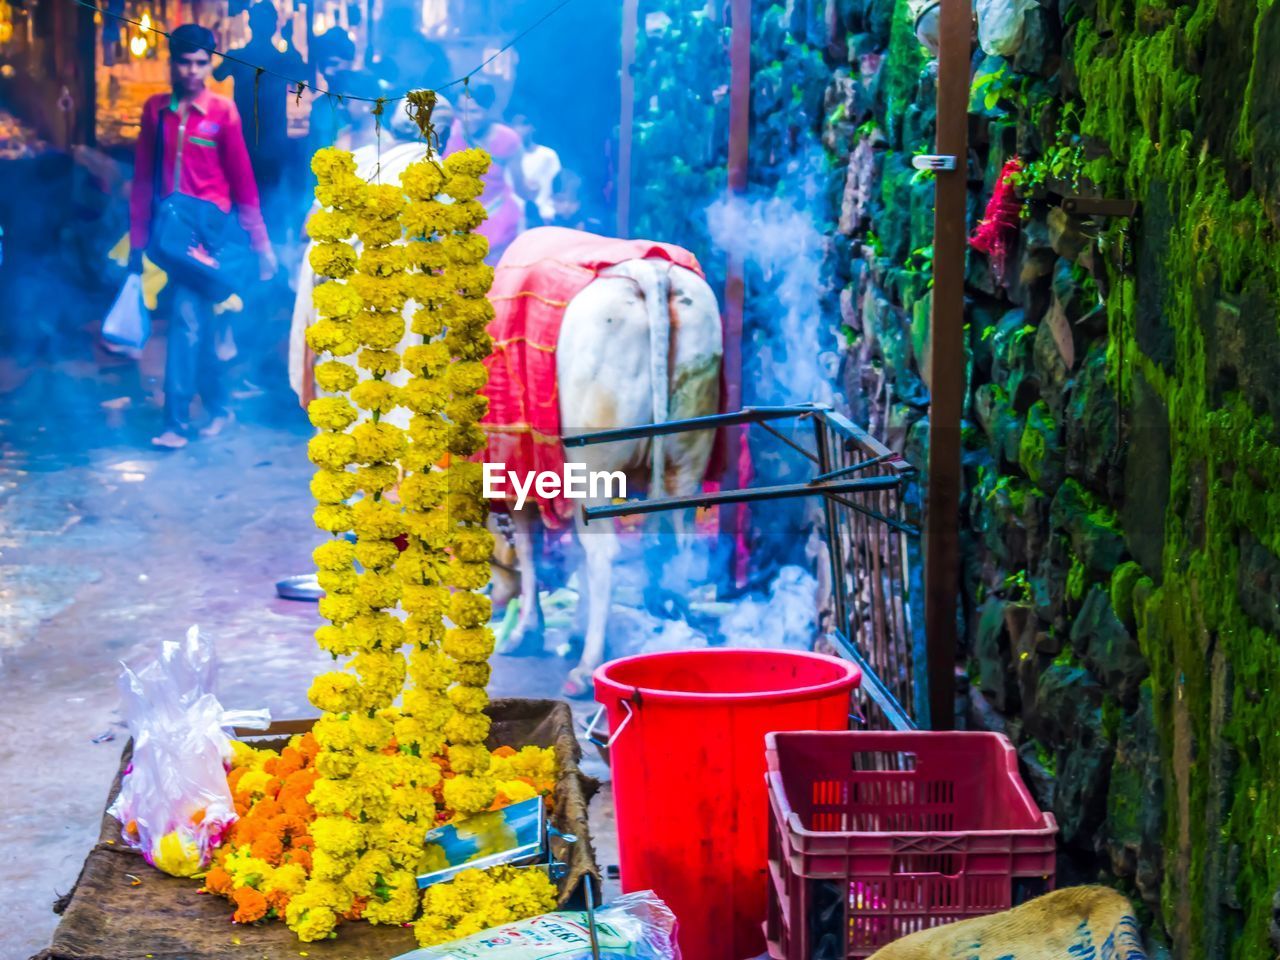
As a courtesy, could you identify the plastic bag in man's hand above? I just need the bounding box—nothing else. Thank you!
[107,626,270,876]
[392,891,681,960]
[102,273,151,351]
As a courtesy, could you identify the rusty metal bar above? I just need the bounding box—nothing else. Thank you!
[923,0,971,732]
[824,631,918,731]
[617,0,638,236]
[723,0,752,553]
[563,404,826,447]
[580,475,900,524]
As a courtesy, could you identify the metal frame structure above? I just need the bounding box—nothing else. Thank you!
[564,403,924,731]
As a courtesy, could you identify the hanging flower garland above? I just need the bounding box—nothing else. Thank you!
[396,150,459,804]
[293,146,370,941]
[280,141,553,945]
[434,149,501,821]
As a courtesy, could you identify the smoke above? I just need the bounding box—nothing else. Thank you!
[704,153,839,408]
[717,564,819,649]
[606,564,820,659]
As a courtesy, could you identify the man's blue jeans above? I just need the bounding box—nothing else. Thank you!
[163,281,228,432]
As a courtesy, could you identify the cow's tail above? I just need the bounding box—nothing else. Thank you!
[640,261,672,497]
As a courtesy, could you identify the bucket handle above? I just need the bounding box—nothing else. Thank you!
[585,696,638,750]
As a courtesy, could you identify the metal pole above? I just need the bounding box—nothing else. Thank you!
[923,0,970,731]
[581,476,900,524]
[616,0,637,236]
[723,0,751,575]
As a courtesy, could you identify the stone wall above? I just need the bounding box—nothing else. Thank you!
[821,0,1280,954]
[630,0,1280,954]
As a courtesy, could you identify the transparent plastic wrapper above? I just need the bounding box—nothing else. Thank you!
[393,890,681,960]
[107,626,270,877]
[102,273,151,351]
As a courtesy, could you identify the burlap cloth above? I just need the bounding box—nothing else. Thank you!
[33,699,600,960]
[867,885,1148,959]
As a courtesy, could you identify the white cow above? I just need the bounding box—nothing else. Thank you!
[496,252,723,696]
[288,139,723,696]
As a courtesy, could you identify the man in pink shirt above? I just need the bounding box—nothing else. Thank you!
[129,23,277,449]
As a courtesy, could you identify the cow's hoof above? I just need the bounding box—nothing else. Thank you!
[498,627,547,658]
[562,671,595,700]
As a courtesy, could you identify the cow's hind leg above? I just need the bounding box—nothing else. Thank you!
[564,502,620,697]
[497,507,546,656]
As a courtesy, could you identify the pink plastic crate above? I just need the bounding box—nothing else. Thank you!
[765,731,1058,959]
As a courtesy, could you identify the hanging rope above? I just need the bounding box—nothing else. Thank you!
[403,88,441,155]
[72,0,580,107]
[252,66,263,145]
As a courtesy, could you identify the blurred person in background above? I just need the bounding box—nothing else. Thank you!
[305,27,357,155]
[547,169,604,234]
[373,7,452,91]
[129,23,276,449]
[213,2,291,236]
[512,113,560,227]
[444,83,526,263]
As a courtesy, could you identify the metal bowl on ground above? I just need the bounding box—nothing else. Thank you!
[276,574,323,601]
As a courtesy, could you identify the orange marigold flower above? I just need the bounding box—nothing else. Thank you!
[229,818,258,847]
[277,746,304,779]
[227,767,247,793]
[263,756,280,775]
[250,834,285,865]
[276,814,310,840]
[265,888,292,914]
[297,731,320,763]
[232,886,269,923]
[265,776,284,798]
[253,797,283,821]
[282,796,314,821]
[493,746,518,759]
[203,865,235,897]
[343,896,368,921]
[281,768,318,798]
[285,847,312,872]
[292,834,316,851]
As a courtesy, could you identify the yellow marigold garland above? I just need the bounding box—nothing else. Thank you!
[291,142,557,944]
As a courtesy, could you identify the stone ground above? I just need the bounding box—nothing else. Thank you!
[0,348,615,960]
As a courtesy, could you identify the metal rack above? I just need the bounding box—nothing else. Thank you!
[565,403,924,731]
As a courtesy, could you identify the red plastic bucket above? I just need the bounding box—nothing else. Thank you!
[594,649,861,960]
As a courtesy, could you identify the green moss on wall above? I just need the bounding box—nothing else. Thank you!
[1072,0,1280,950]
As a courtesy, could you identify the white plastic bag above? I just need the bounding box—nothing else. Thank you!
[976,0,1038,57]
[392,890,682,960]
[107,626,270,876]
[102,273,151,351]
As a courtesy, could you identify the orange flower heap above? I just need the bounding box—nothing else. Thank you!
[202,732,327,923]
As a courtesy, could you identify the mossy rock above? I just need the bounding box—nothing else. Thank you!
[1202,282,1280,445]
[1110,561,1144,632]
[990,308,1039,409]
[1250,0,1280,223]
[1104,682,1165,913]
[1051,478,1127,578]
[1020,398,1065,490]
[1066,341,1124,502]
[1070,584,1149,708]
[1236,531,1280,634]
[1120,366,1169,581]
[974,597,1020,711]
[1133,179,1176,375]
[974,382,1024,469]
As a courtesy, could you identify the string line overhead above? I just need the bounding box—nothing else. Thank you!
[73,0,578,107]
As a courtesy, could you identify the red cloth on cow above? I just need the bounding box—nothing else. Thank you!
[481,226,705,528]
